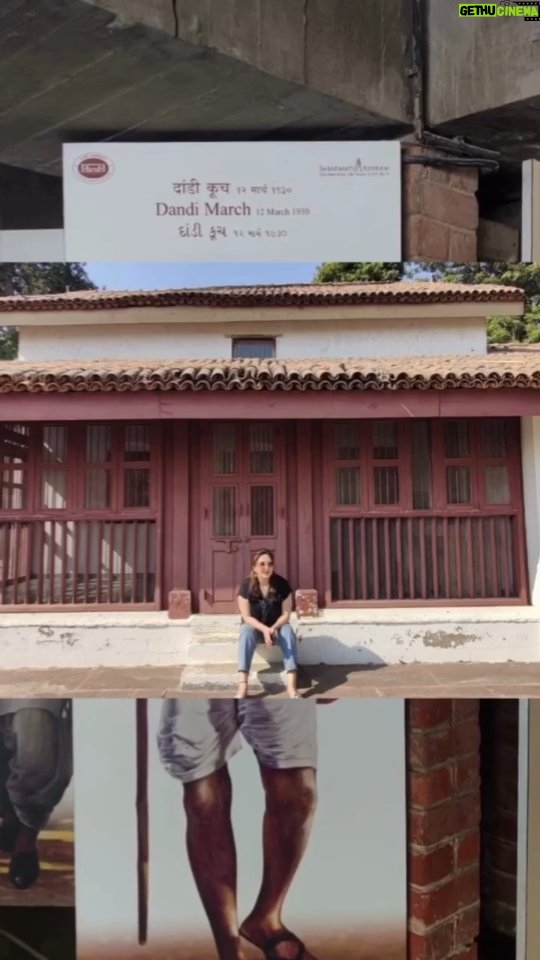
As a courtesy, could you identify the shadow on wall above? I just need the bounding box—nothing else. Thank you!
[252,633,388,670]
[297,632,389,667]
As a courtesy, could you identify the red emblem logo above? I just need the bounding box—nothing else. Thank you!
[74,154,114,183]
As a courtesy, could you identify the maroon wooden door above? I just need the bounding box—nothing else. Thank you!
[198,422,287,612]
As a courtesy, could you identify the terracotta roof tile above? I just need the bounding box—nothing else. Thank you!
[0,281,525,312]
[1,350,539,393]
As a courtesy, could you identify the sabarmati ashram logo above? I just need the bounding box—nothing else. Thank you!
[319,157,391,178]
[73,154,115,183]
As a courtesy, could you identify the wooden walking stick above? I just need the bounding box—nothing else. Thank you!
[136,698,149,946]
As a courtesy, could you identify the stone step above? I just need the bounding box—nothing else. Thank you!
[179,663,287,692]
[191,632,242,644]
[190,616,241,638]
[187,640,282,665]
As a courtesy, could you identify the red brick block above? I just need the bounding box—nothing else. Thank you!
[295,588,318,617]
[453,701,479,724]
[425,166,450,187]
[409,727,454,770]
[454,904,480,949]
[409,700,453,730]
[410,869,479,927]
[447,167,478,193]
[168,589,192,620]
[406,214,450,261]
[408,923,454,960]
[420,180,479,232]
[403,159,424,214]
[411,766,454,808]
[409,844,454,886]
[409,796,480,846]
[455,756,480,795]
[454,868,480,911]
[449,229,477,261]
[403,143,479,263]
[456,831,481,869]
[453,720,481,758]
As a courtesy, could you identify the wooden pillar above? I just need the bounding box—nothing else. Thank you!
[163,420,190,616]
[296,421,315,589]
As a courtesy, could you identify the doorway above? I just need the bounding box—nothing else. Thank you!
[196,422,288,611]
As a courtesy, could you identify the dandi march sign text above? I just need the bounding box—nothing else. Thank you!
[62,142,401,262]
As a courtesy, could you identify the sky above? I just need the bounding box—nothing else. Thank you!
[86,261,320,291]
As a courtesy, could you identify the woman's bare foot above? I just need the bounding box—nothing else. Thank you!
[286,671,300,698]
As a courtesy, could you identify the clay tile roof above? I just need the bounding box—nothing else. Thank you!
[1,348,540,393]
[0,281,525,312]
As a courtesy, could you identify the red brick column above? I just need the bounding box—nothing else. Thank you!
[403,143,479,261]
[168,589,192,619]
[408,700,481,960]
[295,589,319,617]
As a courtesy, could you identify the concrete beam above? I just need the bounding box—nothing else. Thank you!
[426,0,540,160]
[427,0,540,123]
[84,0,414,126]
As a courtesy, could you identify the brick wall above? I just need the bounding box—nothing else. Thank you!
[403,144,479,262]
[408,700,481,960]
[479,700,519,953]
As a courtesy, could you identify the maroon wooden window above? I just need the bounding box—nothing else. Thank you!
[0,422,162,609]
[324,418,528,606]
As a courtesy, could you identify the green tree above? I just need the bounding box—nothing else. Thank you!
[0,263,97,359]
[314,262,405,283]
[412,261,540,343]
[316,260,540,344]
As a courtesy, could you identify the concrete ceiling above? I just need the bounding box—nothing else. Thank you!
[0,0,410,178]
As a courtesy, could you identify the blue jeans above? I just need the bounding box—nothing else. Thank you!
[238,624,298,674]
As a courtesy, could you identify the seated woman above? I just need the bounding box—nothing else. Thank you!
[236,549,300,699]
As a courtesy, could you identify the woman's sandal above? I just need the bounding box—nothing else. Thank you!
[240,928,307,959]
[235,679,249,699]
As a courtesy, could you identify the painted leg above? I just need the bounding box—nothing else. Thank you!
[183,766,246,960]
[240,766,318,959]
[237,626,261,698]
[4,708,65,890]
[275,625,299,697]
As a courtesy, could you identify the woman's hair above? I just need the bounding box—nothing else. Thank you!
[248,548,277,598]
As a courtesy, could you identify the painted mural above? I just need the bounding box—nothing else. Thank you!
[0,699,74,909]
[73,697,407,960]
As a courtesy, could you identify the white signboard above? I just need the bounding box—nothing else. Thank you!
[62,141,401,262]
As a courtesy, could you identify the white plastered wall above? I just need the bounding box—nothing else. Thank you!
[18,315,487,361]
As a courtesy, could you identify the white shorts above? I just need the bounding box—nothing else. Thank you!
[157,699,317,784]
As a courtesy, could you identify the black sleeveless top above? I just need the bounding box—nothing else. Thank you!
[238,574,292,627]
